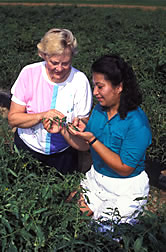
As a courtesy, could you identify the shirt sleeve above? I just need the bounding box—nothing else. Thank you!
[120,124,152,168]
[11,67,28,105]
[74,73,93,118]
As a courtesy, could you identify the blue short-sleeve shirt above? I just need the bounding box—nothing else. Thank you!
[86,104,152,178]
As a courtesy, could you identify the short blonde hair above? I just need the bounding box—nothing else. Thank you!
[37,28,78,58]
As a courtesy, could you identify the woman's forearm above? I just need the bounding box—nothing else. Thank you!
[8,111,46,128]
[91,139,134,177]
[8,101,47,128]
[61,127,89,151]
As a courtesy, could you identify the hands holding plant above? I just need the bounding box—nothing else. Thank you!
[62,118,95,146]
[42,109,81,133]
[42,109,95,145]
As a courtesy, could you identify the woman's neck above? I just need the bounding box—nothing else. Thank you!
[107,105,119,120]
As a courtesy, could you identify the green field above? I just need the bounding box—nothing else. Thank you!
[0,4,166,251]
[0,4,165,164]
[1,0,166,7]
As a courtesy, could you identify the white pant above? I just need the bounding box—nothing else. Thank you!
[81,166,149,224]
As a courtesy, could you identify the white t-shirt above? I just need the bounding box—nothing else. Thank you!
[11,62,92,154]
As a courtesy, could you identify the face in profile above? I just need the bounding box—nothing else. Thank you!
[92,72,122,110]
[45,47,72,83]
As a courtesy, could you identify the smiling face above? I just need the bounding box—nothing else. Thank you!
[93,72,122,114]
[45,47,72,83]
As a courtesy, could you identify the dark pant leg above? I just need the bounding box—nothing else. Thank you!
[14,130,78,174]
[45,147,78,174]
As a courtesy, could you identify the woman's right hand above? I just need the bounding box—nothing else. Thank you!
[42,118,62,133]
[42,109,65,133]
[43,109,64,121]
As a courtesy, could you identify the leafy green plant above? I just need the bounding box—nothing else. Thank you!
[0,4,166,251]
[42,116,80,131]
[0,116,166,251]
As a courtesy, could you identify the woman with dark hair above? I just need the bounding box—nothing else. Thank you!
[43,54,152,224]
[91,54,142,119]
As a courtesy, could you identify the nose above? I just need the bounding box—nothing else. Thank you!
[93,85,98,96]
[55,63,63,72]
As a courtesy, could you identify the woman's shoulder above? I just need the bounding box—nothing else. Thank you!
[126,107,151,129]
[18,62,44,79]
[71,67,89,80]
[90,104,105,118]
[127,107,147,119]
[22,61,43,71]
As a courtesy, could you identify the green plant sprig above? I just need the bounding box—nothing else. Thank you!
[66,122,80,132]
[41,116,80,131]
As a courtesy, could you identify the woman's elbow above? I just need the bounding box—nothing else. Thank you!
[118,166,135,177]
[8,113,16,128]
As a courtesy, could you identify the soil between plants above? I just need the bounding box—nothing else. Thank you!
[0,2,166,11]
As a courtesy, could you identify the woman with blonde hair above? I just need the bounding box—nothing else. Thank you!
[8,28,92,174]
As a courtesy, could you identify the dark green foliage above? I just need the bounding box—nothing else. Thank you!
[0,116,121,251]
[0,121,166,250]
[0,120,166,251]
[0,5,165,166]
[0,5,166,251]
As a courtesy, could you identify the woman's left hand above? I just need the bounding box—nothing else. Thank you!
[72,118,88,132]
[67,124,94,143]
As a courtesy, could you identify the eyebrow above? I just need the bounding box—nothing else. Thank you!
[50,60,70,64]
[93,81,104,85]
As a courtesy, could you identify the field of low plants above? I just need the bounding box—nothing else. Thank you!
[0,3,166,251]
[1,0,166,7]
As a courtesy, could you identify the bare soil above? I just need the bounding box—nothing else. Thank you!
[0,2,166,11]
